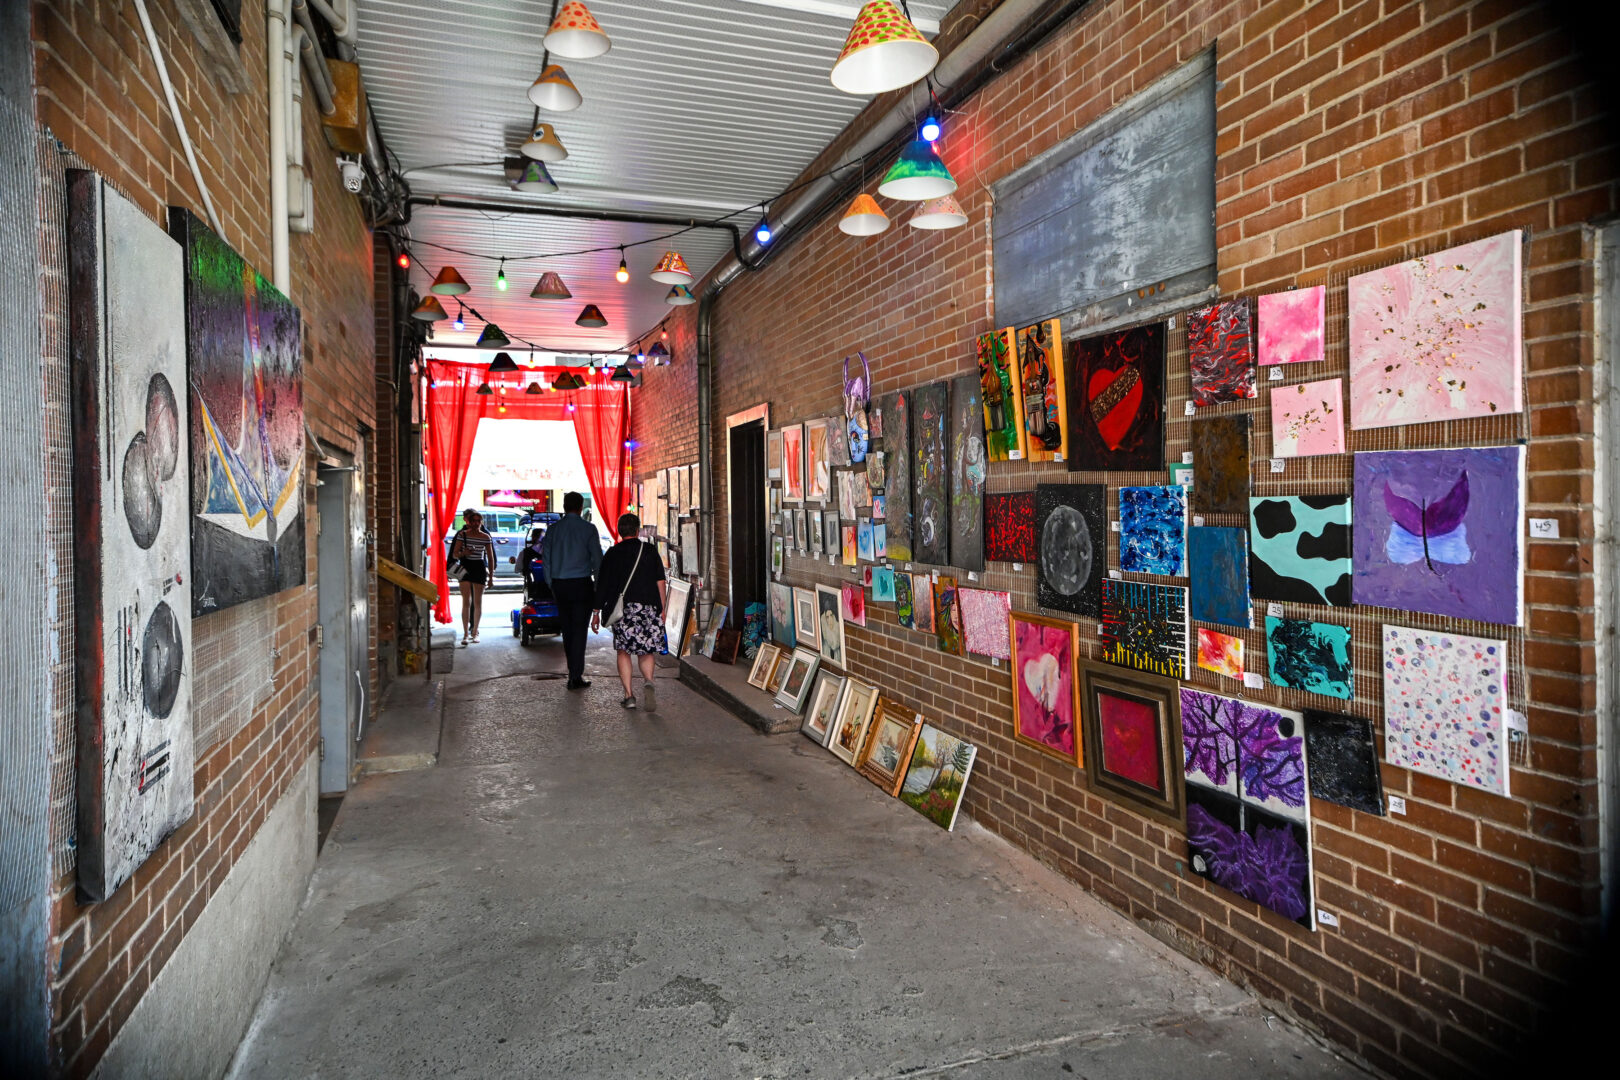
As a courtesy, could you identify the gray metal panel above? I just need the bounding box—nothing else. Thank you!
[992,52,1217,333]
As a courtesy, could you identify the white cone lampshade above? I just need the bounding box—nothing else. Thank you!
[650,251,693,285]
[515,160,558,194]
[411,295,448,321]
[909,194,968,230]
[665,285,696,306]
[829,1,938,96]
[877,139,956,201]
[527,64,583,112]
[521,123,568,162]
[544,2,611,59]
[839,193,890,236]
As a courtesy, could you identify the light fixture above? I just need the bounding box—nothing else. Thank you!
[909,194,967,230]
[754,218,773,245]
[526,381,544,395]
[476,323,511,348]
[576,304,607,328]
[920,114,941,142]
[476,382,493,396]
[452,303,466,331]
[515,160,558,194]
[544,1,611,59]
[647,341,670,364]
[615,250,630,283]
[531,271,571,299]
[527,64,583,112]
[395,251,411,270]
[411,295,448,321]
[660,328,668,341]
[521,123,568,162]
[665,285,695,306]
[877,139,956,201]
[496,259,508,291]
[610,363,636,383]
[650,250,692,285]
[839,192,890,235]
[829,1,937,96]
[430,265,470,295]
[553,370,586,390]
[488,351,520,374]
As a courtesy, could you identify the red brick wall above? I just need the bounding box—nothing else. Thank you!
[628,306,700,497]
[637,3,1612,1076]
[31,1,379,1074]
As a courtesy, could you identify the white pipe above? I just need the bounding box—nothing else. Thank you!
[268,0,290,291]
[306,0,358,45]
[288,26,315,234]
[132,0,224,238]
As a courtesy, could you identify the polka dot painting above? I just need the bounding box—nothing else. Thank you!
[1381,624,1511,797]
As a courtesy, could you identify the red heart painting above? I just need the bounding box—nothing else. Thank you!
[1067,323,1165,472]
[1088,362,1143,450]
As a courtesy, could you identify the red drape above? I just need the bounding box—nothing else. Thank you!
[425,363,489,623]
[572,382,631,544]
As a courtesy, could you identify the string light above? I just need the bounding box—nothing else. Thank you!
[920,114,941,142]
[615,248,629,283]
[453,302,465,331]
[496,258,508,291]
[754,217,773,245]
[395,251,411,270]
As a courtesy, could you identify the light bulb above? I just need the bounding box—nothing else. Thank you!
[395,252,411,270]
[453,313,465,331]
[496,262,508,291]
[755,219,773,244]
[920,115,941,142]
[616,253,629,283]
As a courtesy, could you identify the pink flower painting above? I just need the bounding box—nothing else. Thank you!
[1257,286,1325,366]
[959,588,1012,660]
[1269,377,1345,458]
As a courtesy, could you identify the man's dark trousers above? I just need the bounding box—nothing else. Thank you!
[552,577,594,683]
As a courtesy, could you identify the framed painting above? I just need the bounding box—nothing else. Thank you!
[801,671,846,746]
[1270,378,1344,458]
[822,513,840,557]
[1304,709,1386,816]
[985,491,1037,564]
[852,471,872,509]
[664,578,695,656]
[910,380,950,565]
[1196,628,1244,680]
[1250,495,1352,607]
[767,428,783,479]
[1016,318,1068,462]
[977,326,1026,461]
[1188,526,1250,630]
[794,508,810,550]
[828,678,879,765]
[841,582,866,628]
[933,575,963,655]
[768,581,795,648]
[827,411,852,468]
[774,647,821,713]
[857,699,925,797]
[1189,413,1250,516]
[899,724,978,831]
[1258,285,1326,367]
[771,534,784,576]
[747,643,782,689]
[912,573,935,633]
[1067,321,1165,471]
[837,470,856,520]
[1266,616,1353,700]
[805,418,832,503]
[841,524,858,566]
[872,566,897,603]
[1035,484,1106,617]
[948,371,987,572]
[781,422,805,503]
[894,572,915,628]
[878,389,912,561]
[793,586,821,650]
[1188,299,1257,406]
[1119,485,1187,576]
[765,648,792,695]
[1010,612,1081,766]
[1077,660,1184,827]
[1101,580,1189,679]
[959,588,1012,660]
[809,509,824,554]
[1383,624,1510,796]
[816,583,845,667]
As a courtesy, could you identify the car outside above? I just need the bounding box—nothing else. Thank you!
[445,508,527,587]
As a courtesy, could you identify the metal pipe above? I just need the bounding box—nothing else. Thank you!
[291,0,337,115]
[307,0,358,45]
[401,195,747,260]
[132,0,224,237]
[268,0,290,290]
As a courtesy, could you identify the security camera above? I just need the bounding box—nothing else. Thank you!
[338,157,364,194]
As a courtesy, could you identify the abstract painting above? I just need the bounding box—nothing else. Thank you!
[985,491,1037,564]
[1035,484,1106,617]
[1016,318,1067,461]
[781,422,804,503]
[977,327,1025,461]
[857,698,924,797]
[816,583,845,667]
[872,565,897,603]
[171,208,305,616]
[1348,230,1523,430]
[933,575,963,655]
[1067,322,1165,471]
[1188,526,1250,629]
[827,409,851,468]
[899,723,979,831]
[1303,710,1386,815]
[959,588,1012,660]
[1352,447,1525,626]
[949,372,987,572]
[867,450,886,491]
[822,513,841,559]
[895,571,915,628]
[857,518,874,562]
[1101,580,1189,679]
[1180,688,1314,927]
[768,581,795,648]
[828,679,879,766]
[1266,617,1353,700]
[873,523,887,560]
[1197,628,1244,680]
[805,418,831,503]
[841,524,857,567]
[1250,495,1353,607]
[912,573,935,633]
[843,351,871,463]
[911,381,949,565]
[1189,413,1250,516]
[1383,625,1510,796]
[871,494,886,521]
[1078,661,1184,826]
[70,174,195,901]
[1257,285,1326,367]
[841,582,866,628]
[801,670,845,746]
[1119,486,1187,576]
[1188,299,1257,406]
[1011,612,1081,764]
[1270,378,1345,458]
[836,470,855,520]
[794,586,820,651]
[851,471,872,510]
[878,389,912,561]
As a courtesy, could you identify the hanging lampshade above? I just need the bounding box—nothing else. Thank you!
[575,304,607,328]
[665,285,696,306]
[909,194,968,230]
[610,363,637,383]
[646,341,670,362]
[829,1,938,96]
[650,250,693,285]
[476,323,511,348]
[476,382,493,396]
[543,1,611,59]
[525,381,544,395]
[877,139,956,201]
[521,123,568,162]
[553,370,586,391]
[430,266,470,295]
[531,271,571,299]
[838,193,890,236]
[515,160,558,194]
[527,64,583,112]
[411,295,448,321]
[488,351,520,374]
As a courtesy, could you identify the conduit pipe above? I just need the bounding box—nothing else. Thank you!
[307,0,359,46]
[292,0,337,116]
[132,0,224,237]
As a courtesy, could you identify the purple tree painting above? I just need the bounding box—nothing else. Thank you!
[1180,688,1315,928]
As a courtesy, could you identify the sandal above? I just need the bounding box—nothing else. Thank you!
[621,695,638,709]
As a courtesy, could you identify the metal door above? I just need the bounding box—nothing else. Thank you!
[317,462,353,795]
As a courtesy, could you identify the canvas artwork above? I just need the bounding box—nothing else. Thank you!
[959,588,1012,660]
[933,576,964,655]
[867,451,886,491]
[809,509,824,554]
[69,174,196,901]
[823,514,841,559]
[841,582,867,627]
[977,327,1025,461]
[871,494,886,521]
[851,470,872,510]
[895,571,915,628]
[1188,299,1257,406]
[1266,617,1353,700]
[1189,413,1250,516]
[1035,484,1106,617]
[816,583,845,666]
[911,573,935,633]
[1067,322,1166,471]
[1304,710,1386,816]
[1180,688,1315,928]
[827,410,851,468]
[774,648,822,713]
[747,643,783,689]
[856,518,875,561]
[665,578,694,656]
[781,422,805,503]
[843,352,872,464]
[801,671,845,746]
[1383,625,1510,795]
[792,510,808,551]
[872,566,897,603]
[857,699,924,797]
[1258,285,1326,367]
[874,523,888,560]
[828,679,879,765]
[837,470,856,520]
[1197,628,1244,680]
[899,723,978,831]
[805,419,832,503]
[767,428,783,479]
[1010,612,1081,764]
[1270,377,1345,458]
[911,381,950,565]
[1101,580,1189,679]
[771,535,784,576]
[1188,526,1250,630]
[1119,485,1187,576]
[1077,661,1184,826]
[681,520,700,576]
[793,586,820,651]
[879,390,912,561]
[1250,495,1353,607]
[862,564,873,588]
[1352,447,1525,626]
[1016,318,1068,461]
[985,491,1037,564]
[1348,230,1523,430]
[949,372,988,572]
[171,208,305,616]
[768,581,795,648]
[841,524,858,567]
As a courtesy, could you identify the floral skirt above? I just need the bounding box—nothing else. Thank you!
[612,602,667,655]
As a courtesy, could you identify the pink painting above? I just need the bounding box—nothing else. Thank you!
[841,582,866,627]
[1196,628,1243,679]
[1382,625,1509,796]
[1348,231,1523,430]
[1257,285,1325,366]
[1270,377,1345,458]
[959,588,1012,660]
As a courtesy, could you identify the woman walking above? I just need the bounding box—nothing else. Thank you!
[449,508,494,645]
[591,513,666,710]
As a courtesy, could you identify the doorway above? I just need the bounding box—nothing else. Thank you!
[726,404,770,630]
[317,444,369,798]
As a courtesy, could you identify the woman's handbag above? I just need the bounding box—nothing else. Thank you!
[602,542,645,628]
[449,558,469,582]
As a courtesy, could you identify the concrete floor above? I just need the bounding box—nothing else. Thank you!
[229,595,1369,1079]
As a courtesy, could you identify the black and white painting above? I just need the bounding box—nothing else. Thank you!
[1035,483,1106,617]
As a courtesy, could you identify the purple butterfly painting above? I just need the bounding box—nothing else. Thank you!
[1383,470,1469,571]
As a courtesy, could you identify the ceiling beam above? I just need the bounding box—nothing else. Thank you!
[401,195,747,263]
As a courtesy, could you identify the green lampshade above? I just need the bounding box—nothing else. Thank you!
[877,139,956,201]
[476,323,511,348]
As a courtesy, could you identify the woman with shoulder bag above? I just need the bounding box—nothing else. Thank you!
[591,513,667,711]
[449,508,494,645]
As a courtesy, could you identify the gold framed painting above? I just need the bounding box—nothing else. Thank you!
[857,698,924,797]
[747,643,782,690]
[1009,611,1083,768]
[801,670,845,745]
[1076,659,1185,827]
[827,678,878,765]
[765,647,793,695]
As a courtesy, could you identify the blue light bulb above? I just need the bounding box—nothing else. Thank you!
[755,220,773,244]
[921,115,941,142]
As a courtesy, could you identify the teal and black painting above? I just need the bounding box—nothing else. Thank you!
[1248,495,1351,607]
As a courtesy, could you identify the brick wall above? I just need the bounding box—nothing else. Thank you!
[31,1,379,1074]
[628,308,700,498]
[633,2,1612,1076]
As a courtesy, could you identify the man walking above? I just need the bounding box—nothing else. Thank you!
[542,491,602,688]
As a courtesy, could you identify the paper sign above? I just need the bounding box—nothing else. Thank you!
[1269,458,1285,473]
[1184,401,1196,416]
[1182,451,1194,464]
[1388,796,1407,815]
[1009,450,1023,460]
[1109,569,1122,580]
[1269,366,1284,381]
[1012,562,1023,572]
[1506,709,1528,734]
[968,572,979,582]
[1316,910,1340,928]
[1193,515,1206,527]
[1529,518,1559,539]
[1243,672,1265,689]
[1267,603,1283,619]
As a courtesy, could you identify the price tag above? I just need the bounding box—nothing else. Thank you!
[931,569,939,582]
[1184,401,1196,416]
[1167,316,1176,329]
[1053,453,1064,462]
[828,555,835,565]
[1506,709,1529,734]
[1193,515,1206,527]
[1109,569,1122,580]
[1097,625,1106,635]
[1529,517,1559,539]
[1270,458,1285,473]
[968,572,979,582]
[1268,366,1284,381]
[1111,520,1121,532]
[1243,672,1265,689]
[904,562,913,571]
[1316,910,1340,929]
[1182,451,1194,464]
[1012,562,1023,572]
[1267,603,1283,619]
[990,657,1001,668]
[1388,795,1407,815]
[1009,450,1023,460]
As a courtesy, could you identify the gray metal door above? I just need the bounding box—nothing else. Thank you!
[348,441,369,758]
[317,464,353,795]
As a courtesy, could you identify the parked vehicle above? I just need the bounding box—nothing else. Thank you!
[444,507,527,587]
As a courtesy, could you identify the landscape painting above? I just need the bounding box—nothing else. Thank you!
[1249,495,1353,607]
[1011,612,1081,764]
[1265,616,1353,700]
[1189,413,1250,516]
[1257,285,1326,367]
[977,327,1024,461]
[1035,484,1106,617]
[1304,710,1386,816]
[1016,318,1067,461]
[1382,625,1510,796]
[948,372,987,572]
[1188,299,1257,406]
[985,491,1037,564]
[1101,580,1189,679]
[899,723,978,831]
[1270,378,1345,458]
[1067,322,1165,471]
[877,390,912,561]
[1188,526,1250,630]
[1119,485,1187,576]
[911,381,950,565]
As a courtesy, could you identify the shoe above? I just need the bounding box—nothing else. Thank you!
[621,695,638,709]
[641,682,656,712]
[460,635,469,647]
[567,678,592,690]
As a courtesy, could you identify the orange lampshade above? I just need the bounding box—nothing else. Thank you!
[839,193,890,236]
[430,266,470,295]
[650,251,693,285]
[521,123,568,162]
[544,1,610,60]
[531,272,571,299]
[575,304,608,328]
[411,295,448,321]
[830,1,937,96]
[527,64,583,112]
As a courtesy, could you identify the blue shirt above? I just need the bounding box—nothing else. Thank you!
[542,513,602,584]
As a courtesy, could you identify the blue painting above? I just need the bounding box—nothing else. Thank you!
[872,566,897,603]
[857,517,875,561]
[1119,485,1186,576]
[1188,526,1249,629]
[1266,616,1352,700]
[1249,495,1352,607]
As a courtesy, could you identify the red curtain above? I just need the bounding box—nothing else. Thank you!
[425,363,488,623]
[572,382,631,543]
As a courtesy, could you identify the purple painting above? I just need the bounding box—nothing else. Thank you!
[1352,446,1525,626]
[1180,687,1314,928]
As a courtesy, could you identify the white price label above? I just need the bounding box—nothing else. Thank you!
[931,570,939,582]
[1267,603,1283,619]
[1111,520,1121,532]
[1243,672,1265,689]
[904,563,913,571]
[991,657,1001,668]
[1012,562,1023,572]
[1270,458,1286,473]
[1388,795,1407,815]
[1109,569,1122,580]
[1168,316,1176,329]
[1009,450,1023,460]
[968,572,979,582]
[1268,366,1284,381]
[1193,515,1206,527]
[1097,625,1106,635]
[828,555,836,565]
[1316,910,1340,928]
[1506,709,1529,734]
[1529,517,1560,538]
[1053,453,1064,462]
[1184,401,1196,416]
[1182,451,1194,464]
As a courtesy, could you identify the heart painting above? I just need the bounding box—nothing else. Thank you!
[1067,322,1165,471]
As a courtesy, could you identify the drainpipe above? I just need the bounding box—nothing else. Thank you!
[306,0,358,46]
[268,0,290,291]
[291,0,337,116]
